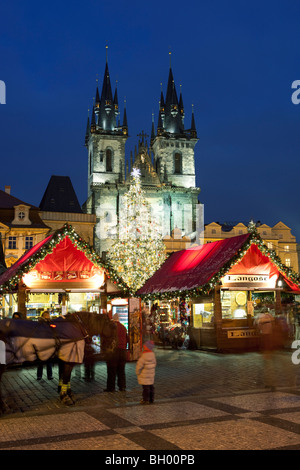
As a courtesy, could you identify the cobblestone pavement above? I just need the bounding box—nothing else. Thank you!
[1,346,300,451]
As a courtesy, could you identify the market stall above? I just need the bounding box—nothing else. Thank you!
[0,224,142,359]
[0,224,128,316]
[137,227,300,351]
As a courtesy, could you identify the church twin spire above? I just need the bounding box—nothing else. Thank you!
[85,48,197,146]
[85,46,128,145]
[156,52,197,139]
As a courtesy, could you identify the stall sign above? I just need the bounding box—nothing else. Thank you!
[227,329,258,338]
[222,274,271,288]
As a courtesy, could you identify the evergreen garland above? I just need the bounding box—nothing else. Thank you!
[139,223,300,301]
[0,223,129,294]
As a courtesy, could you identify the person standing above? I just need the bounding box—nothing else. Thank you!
[105,313,128,392]
[136,340,156,404]
[37,311,53,381]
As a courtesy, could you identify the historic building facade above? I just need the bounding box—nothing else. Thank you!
[83,54,201,256]
[204,221,299,273]
[0,186,49,269]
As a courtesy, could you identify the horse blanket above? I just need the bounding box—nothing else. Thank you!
[0,318,86,365]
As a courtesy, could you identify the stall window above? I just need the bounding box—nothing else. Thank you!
[193,302,214,327]
[221,291,248,319]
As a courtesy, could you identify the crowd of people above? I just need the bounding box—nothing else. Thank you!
[3,303,300,402]
[5,309,157,404]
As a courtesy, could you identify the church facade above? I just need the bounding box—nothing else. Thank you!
[83,53,201,256]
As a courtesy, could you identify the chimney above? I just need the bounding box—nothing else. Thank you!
[5,185,11,195]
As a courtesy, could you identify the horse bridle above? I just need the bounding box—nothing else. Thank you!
[73,313,90,341]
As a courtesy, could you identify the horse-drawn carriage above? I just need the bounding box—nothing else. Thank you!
[0,311,117,410]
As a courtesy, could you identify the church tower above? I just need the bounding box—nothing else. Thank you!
[83,47,128,254]
[83,51,201,257]
[85,46,128,197]
[151,53,198,189]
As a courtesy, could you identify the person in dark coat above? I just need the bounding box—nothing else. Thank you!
[105,313,128,392]
[37,311,53,380]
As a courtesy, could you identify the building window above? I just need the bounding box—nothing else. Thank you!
[212,229,216,234]
[284,245,289,252]
[106,149,112,172]
[8,237,17,249]
[267,242,273,249]
[89,152,92,175]
[286,258,291,267]
[25,236,33,250]
[174,152,182,174]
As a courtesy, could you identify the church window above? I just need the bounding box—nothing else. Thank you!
[106,149,113,172]
[174,152,182,174]
[89,152,92,175]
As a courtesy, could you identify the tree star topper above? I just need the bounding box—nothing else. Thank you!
[131,168,141,179]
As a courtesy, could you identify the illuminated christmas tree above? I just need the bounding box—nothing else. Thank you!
[107,168,166,293]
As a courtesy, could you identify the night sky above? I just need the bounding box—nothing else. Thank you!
[1,1,300,238]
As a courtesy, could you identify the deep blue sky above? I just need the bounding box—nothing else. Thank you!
[1,1,300,238]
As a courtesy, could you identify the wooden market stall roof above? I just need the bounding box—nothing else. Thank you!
[0,224,129,295]
[137,229,300,299]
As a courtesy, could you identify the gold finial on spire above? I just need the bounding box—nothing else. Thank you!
[169,50,172,67]
[105,42,108,62]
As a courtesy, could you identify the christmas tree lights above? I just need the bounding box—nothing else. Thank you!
[107,168,166,293]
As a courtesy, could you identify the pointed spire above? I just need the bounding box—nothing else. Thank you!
[97,45,117,131]
[163,52,184,134]
[151,112,155,144]
[114,80,119,117]
[90,107,96,133]
[122,98,128,135]
[95,83,100,106]
[179,84,184,122]
[160,83,165,115]
[85,112,90,146]
[190,104,197,138]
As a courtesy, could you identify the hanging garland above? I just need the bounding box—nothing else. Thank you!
[139,223,300,301]
[0,223,129,294]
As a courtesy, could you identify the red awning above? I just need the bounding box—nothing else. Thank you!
[226,243,300,292]
[137,234,251,295]
[34,236,98,279]
[137,233,300,295]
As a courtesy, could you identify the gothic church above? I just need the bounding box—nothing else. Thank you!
[83,52,201,256]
